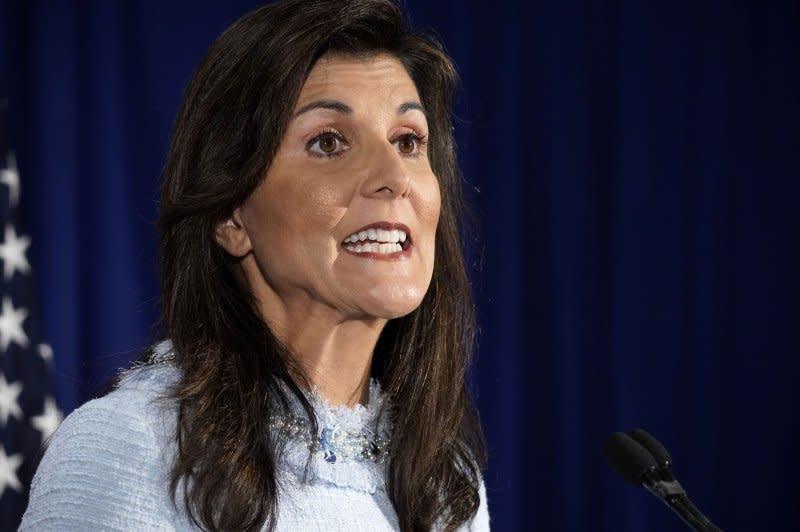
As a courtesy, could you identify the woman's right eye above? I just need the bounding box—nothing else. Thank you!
[307,131,349,157]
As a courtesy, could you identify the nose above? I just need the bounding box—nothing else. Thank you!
[360,143,411,199]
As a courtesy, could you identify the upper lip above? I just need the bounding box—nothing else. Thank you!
[341,221,412,244]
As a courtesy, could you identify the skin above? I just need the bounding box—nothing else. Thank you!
[215,53,441,407]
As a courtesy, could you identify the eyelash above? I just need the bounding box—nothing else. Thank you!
[306,129,429,159]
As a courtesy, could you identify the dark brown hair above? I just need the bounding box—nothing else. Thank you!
[158,1,485,530]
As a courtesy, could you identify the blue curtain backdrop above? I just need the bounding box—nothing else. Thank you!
[2,0,799,530]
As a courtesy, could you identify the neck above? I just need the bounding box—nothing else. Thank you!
[252,287,386,408]
[283,315,381,407]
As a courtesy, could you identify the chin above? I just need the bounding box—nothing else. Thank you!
[361,285,427,319]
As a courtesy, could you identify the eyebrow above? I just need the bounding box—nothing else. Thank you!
[398,101,425,116]
[293,99,427,119]
[294,100,353,118]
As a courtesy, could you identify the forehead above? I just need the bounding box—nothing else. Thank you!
[296,53,421,108]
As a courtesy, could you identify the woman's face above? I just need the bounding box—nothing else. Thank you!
[228,53,441,322]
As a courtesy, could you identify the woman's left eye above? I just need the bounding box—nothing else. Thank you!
[393,133,427,156]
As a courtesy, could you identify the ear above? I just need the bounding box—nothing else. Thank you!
[214,208,252,257]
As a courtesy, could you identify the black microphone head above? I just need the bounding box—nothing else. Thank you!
[627,428,672,469]
[602,432,659,486]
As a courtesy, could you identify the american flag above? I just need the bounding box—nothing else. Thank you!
[0,98,62,528]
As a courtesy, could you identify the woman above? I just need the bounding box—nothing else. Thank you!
[21,0,488,530]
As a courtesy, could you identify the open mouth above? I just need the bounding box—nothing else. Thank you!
[341,222,412,255]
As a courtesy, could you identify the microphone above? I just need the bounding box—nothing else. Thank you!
[602,429,723,532]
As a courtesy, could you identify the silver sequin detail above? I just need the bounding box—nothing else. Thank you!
[269,413,391,464]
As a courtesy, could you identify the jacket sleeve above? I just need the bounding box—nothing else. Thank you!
[19,385,174,531]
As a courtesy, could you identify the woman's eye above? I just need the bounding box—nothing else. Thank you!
[394,133,426,156]
[308,132,347,157]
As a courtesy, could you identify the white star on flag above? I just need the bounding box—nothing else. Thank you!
[0,296,28,352]
[0,374,23,426]
[0,152,20,208]
[38,342,53,363]
[31,397,63,442]
[0,445,23,496]
[0,224,31,280]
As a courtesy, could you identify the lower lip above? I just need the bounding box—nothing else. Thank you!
[341,243,412,260]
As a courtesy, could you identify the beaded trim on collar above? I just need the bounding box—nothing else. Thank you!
[270,412,390,464]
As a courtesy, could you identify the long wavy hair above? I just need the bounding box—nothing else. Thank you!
[158,1,485,530]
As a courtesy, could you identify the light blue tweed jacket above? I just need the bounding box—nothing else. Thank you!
[20,344,490,531]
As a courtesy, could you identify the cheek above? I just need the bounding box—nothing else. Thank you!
[263,180,349,244]
[408,177,441,296]
[429,185,442,228]
[301,181,350,221]
[418,177,442,242]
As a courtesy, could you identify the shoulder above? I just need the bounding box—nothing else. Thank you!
[51,361,180,447]
[20,363,181,531]
[468,479,491,531]
[451,476,490,531]
[439,474,490,531]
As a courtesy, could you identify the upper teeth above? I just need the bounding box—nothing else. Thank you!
[343,228,407,244]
